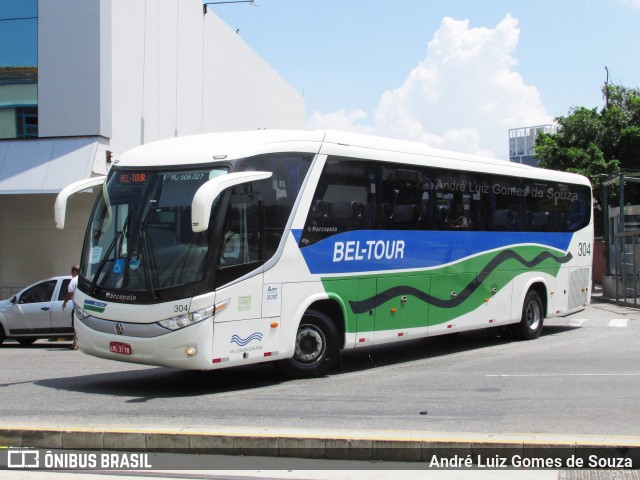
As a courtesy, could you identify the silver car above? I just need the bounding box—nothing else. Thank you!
[0,276,73,346]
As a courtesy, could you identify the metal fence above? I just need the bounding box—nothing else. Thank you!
[604,205,640,304]
[602,171,640,305]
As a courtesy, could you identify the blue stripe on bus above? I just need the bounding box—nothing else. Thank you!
[291,229,573,275]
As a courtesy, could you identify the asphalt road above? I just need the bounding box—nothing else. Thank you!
[1,299,639,438]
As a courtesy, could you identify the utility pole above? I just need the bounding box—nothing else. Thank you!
[604,66,610,109]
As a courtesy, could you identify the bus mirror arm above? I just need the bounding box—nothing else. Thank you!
[54,176,106,229]
[191,171,272,233]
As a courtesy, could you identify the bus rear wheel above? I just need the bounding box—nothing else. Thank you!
[510,289,544,340]
[275,309,339,378]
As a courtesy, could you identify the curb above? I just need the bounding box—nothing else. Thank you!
[2,426,640,463]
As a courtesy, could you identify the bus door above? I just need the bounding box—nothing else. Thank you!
[211,273,277,364]
[210,181,280,364]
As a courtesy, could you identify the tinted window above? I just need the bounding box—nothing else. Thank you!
[58,279,71,301]
[215,155,312,288]
[434,170,484,230]
[524,179,591,232]
[19,281,56,304]
[300,156,591,244]
[483,175,524,231]
[301,158,377,246]
[380,165,429,230]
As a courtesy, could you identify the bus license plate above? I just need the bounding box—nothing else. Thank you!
[110,341,132,355]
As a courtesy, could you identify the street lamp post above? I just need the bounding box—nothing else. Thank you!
[203,1,256,14]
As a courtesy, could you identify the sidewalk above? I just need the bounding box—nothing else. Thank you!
[2,421,640,480]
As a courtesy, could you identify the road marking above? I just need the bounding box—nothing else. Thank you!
[607,318,629,328]
[487,373,640,378]
[566,318,588,327]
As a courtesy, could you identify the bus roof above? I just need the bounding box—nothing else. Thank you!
[115,129,591,187]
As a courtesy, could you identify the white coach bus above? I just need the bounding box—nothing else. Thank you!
[55,130,593,377]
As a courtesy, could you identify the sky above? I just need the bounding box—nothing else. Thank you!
[210,0,640,160]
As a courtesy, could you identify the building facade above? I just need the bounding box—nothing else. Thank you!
[0,0,305,296]
[508,124,557,167]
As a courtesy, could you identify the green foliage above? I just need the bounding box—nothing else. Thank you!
[535,83,640,204]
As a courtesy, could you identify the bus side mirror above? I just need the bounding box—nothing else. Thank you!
[55,176,106,229]
[191,171,272,233]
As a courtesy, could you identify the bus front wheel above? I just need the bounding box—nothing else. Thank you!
[510,289,544,340]
[275,309,339,378]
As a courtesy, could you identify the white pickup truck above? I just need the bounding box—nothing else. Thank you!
[0,276,73,345]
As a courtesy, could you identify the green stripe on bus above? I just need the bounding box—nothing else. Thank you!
[322,245,565,333]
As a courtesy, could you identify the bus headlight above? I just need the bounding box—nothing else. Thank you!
[189,305,214,322]
[157,305,214,331]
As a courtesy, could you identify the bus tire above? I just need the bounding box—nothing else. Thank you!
[510,289,544,340]
[275,309,339,378]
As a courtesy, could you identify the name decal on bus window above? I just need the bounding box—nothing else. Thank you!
[333,240,405,262]
[438,179,579,201]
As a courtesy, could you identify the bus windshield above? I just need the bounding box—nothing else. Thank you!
[81,167,228,297]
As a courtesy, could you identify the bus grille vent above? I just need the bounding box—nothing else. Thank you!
[568,268,589,309]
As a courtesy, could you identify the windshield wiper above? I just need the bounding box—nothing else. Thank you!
[139,230,159,299]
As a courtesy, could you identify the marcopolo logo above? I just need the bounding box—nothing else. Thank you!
[333,239,405,262]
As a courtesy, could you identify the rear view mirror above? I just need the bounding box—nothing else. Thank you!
[55,176,106,229]
[191,171,272,233]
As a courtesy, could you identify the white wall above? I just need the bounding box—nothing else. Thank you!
[0,192,98,298]
[38,0,112,138]
[109,0,305,158]
[201,8,305,133]
[37,0,304,157]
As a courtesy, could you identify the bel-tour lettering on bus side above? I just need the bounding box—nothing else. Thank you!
[333,240,405,262]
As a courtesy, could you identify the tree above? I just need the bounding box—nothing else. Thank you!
[534,83,640,205]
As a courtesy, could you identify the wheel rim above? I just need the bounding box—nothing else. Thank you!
[526,299,541,331]
[293,324,326,365]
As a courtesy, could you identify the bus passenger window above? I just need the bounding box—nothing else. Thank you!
[485,175,522,231]
[568,195,588,231]
[380,166,425,230]
[434,170,475,230]
[301,157,377,246]
[522,179,591,232]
